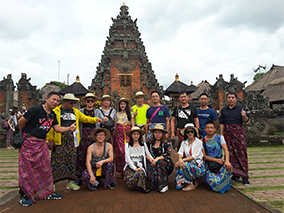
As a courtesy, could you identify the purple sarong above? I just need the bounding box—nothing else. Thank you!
[225,123,249,179]
[19,135,53,202]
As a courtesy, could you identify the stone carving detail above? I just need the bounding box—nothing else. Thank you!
[113,61,138,73]
[0,74,15,113]
[89,4,163,97]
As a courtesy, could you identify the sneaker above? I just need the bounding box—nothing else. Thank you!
[160,185,168,193]
[108,183,117,190]
[231,176,240,181]
[242,178,250,186]
[43,192,63,200]
[66,181,81,190]
[19,195,32,207]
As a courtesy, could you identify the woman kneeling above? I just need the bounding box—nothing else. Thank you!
[124,126,153,193]
[174,123,205,191]
[146,124,174,193]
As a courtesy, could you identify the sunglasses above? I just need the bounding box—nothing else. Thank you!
[70,102,76,105]
[185,130,195,134]
[86,100,95,103]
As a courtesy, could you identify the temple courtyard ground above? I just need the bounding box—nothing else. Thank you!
[0,145,283,213]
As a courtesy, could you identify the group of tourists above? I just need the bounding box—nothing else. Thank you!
[16,89,250,207]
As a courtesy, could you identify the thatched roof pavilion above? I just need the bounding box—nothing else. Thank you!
[59,75,89,96]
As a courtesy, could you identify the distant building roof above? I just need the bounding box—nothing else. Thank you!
[189,80,211,100]
[59,76,89,96]
[165,73,196,97]
[40,82,61,101]
[245,64,284,103]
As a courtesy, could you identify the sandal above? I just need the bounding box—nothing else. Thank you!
[193,179,199,188]
[182,183,195,191]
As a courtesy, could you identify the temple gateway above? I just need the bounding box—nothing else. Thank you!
[89,3,163,101]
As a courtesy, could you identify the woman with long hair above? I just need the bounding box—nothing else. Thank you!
[124,126,153,193]
[174,123,205,191]
[114,98,134,179]
[146,124,174,193]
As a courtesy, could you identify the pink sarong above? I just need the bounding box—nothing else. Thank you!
[19,135,53,202]
[114,123,131,173]
[225,123,249,179]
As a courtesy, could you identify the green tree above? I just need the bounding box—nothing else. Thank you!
[253,72,265,81]
[42,81,68,89]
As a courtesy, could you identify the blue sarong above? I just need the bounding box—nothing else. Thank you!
[174,161,206,183]
[206,166,232,194]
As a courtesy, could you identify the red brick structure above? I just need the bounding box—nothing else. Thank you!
[0,74,15,113]
[89,3,162,102]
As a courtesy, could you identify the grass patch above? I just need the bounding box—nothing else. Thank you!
[274,132,284,135]
[249,161,284,164]
[0,162,18,164]
[0,158,18,160]
[0,171,18,173]
[250,167,284,171]
[249,156,283,160]
[0,166,18,168]
[267,200,284,205]
[0,186,19,190]
[0,177,18,180]
[250,175,284,179]
[240,185,284,192]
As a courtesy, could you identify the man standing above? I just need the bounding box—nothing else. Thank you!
[131,91,149,140]
[76,93,106,185]
[171,91,199,148]
[197,93,218,136]
[219,92,250,186]
[99,95,116,145]
[146,91,170,140]
[82,128,116,191]
[18,91,77,207]
[47,93,102,191]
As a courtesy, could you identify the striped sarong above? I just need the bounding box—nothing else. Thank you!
[76,127,94,179]
[114,123,131,173]
[206,166,232,194]
[225,123,249,179]
[19,135,53,202]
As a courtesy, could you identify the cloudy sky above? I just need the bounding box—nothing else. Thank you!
[0,0,283,92]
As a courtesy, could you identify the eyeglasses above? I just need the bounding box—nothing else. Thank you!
[185,130,195,134]
[70,102,76,105]
[86,100,95,103]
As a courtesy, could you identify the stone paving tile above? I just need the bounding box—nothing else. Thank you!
[237,177,284,188]
[249,169,284,177]
[245,189,284,201]
[248,151,284,155]
[249,163,284,169]
[0,180,18,186]
[0,168,18,171]
[0,163,18,167]
[249,158,284,163]
[249,154,284,159]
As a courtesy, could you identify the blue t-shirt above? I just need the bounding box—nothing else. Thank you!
[204,135,226,158]
[146,105,170,124]
[197,107,218,129]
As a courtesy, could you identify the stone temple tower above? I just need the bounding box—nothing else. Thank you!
[89,3,163,101]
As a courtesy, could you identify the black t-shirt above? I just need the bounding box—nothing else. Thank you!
[172,104,198,128]
[82,109,95,129]
[61,108,76,127]
[23,105,58,139]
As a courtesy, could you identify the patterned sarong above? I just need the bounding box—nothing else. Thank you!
[124,163,149,192]
[147,159,174,191]
[114,123,131,173]
[176,128,184,150]
[206,166,232,194]
[174,161,206,184]
[19,135,53,202]
[51,132,77,183]
[6,128,14,146]
[82,162,115,190]
[76,127,94,179]
[225,123,249,179]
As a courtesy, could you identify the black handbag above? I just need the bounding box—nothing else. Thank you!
[100,108,115,132]
[12,124,40,149]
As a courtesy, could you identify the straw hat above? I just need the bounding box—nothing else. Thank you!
[126,126,145,136]
[100,95,114,102]
[91,128,111,141]
[82,93,97,102]
[133,91,146,98]
[115,97,131,106]
[180,123,199,136]
[149,124,168,134]
[62,93,79,101]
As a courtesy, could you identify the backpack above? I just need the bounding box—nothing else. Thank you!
[100,108,115,132]
[1,120,9,130]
